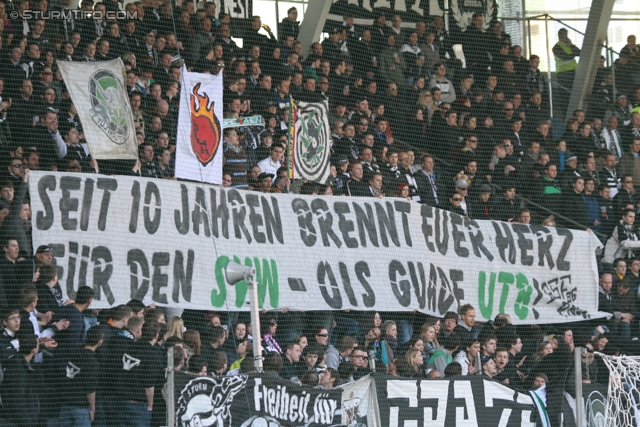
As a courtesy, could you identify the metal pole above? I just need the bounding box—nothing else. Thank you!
[248,280,263,372]
[611,44,617,103]
[444,0,450,33]
[527,18,533,61]
[166,347,175,427]
[521,0,528,57]
[574,347,584,426]
[275,0,280,38]
[574,347,584,427]
[545,16,554,117]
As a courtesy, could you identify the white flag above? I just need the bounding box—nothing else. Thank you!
[57,59,138,160]
[175,66,223,184]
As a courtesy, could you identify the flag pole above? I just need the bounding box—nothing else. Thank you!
[287,98,295,179]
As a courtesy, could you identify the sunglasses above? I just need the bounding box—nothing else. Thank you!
[316,333,328,337]
[452,198,462,201]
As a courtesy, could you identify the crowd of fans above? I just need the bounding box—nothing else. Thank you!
[0,0,639,425]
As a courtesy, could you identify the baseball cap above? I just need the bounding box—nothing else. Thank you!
[36,245,53,254]
[455,178,469,189]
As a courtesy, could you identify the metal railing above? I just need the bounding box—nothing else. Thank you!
[500,13,622,65]
[500,13,623,119]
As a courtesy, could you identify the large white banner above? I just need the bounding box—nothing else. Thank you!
[175,66,223,184]
[29,172,605,324]
[57,59,138,160]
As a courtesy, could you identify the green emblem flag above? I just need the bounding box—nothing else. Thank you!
[292,99,331,183]
[57,59,138,160]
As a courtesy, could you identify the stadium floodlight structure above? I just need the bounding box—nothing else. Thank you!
[225,261,262,371]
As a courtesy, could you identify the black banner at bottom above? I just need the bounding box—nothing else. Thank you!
[174,371,341,427]
[373,374,538,427]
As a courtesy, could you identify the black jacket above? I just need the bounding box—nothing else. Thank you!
[59,348,100,408]
[0,181,30,257]
[414,170,441,208]
[560,191,590,229]
[278,18,299,42]
[36,282,63,314]
[99,328,136,397]
[493,198,519,222]
[0,354,39,426]
[469,200,494,220]
[0,256,33,309]
[120,340,165,403]
[280,358,298,380]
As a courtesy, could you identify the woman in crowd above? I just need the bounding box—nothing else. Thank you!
[396,182,412,200]
[166,316,184,339]
[420,322,439,365]
[233,322,247,342]
[261,317,282,354]
[228,336,249,367]
[524,340,553,382]
[183,330,201,356]
[293,334,308,353]
[381,320,399,364]
[397,349,426,378]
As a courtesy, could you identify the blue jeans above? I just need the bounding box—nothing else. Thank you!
[121,402,151,427]
[59,406,91,427]
[83,315,97,340]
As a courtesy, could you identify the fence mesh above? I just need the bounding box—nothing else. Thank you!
[0,0,635,426]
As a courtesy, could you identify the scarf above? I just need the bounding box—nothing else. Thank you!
[400,43,421,55]
[50,284,64,307]
[263,334,282,353]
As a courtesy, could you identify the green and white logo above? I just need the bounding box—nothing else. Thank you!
[294,101,331,183]
[88,70,131,145]
[299,110,325,168]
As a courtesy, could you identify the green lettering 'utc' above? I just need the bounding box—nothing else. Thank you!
[478,271,532,320]
[212,255,279,308]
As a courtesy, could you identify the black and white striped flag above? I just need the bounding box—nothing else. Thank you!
[291,99,331,183]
